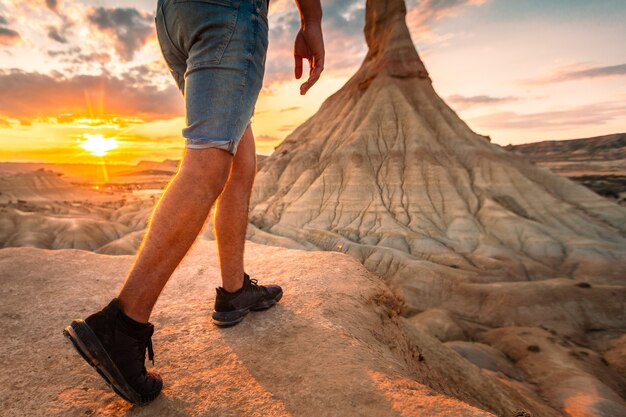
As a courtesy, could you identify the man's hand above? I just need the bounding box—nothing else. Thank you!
[294,21,324,95]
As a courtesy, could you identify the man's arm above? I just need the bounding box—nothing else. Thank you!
[293,0,324,95]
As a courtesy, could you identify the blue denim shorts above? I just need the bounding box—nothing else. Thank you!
[155,0,269,154]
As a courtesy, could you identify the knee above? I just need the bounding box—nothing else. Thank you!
[178,149,233,194]
[231,158,257,189]
[181,168,230,199]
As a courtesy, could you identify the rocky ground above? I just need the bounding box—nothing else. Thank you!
[0,241,565,417]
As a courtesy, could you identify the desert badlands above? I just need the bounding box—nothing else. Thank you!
[1,0,625,416]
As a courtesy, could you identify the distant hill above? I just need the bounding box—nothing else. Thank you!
[505,133,626,204]
[0,156,271,184]
[505,133,625,164]
[0,162,135,184]
[0,169,103,203]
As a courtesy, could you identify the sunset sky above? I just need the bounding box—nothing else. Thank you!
[0,0,625,165]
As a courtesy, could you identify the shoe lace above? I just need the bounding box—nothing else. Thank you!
[147,337,154,366]
[246,276,269,295]
[134,332,155,368]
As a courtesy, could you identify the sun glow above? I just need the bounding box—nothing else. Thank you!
[80,134,118,157]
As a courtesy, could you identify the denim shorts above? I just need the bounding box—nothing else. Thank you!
[155,0,269,154]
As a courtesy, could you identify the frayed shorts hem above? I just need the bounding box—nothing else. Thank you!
[185,140,238,155]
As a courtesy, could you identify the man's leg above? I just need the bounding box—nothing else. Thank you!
[213,124,257,292]
[210,124,283,327]
[64,146,234,404]
[118,147,233,322]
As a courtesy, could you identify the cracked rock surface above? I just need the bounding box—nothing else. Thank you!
[250,0,626,285]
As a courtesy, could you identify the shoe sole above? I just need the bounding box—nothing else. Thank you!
[212,291,283,327]
[63,321,159,404]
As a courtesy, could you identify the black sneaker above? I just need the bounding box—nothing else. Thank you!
[63,299,163,404]
[212,273,283,327]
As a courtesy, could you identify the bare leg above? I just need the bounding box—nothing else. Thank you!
[118,147,233,322]
[213,124,257,292]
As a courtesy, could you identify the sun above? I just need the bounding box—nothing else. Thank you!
[80,134,118,157]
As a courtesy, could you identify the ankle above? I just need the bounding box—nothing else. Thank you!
[221,272,244,293]
[118,308,151,331]
[118,298,150,324]
[221,282,244,293]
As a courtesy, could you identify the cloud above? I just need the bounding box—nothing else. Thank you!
[0,68,183,123]
[46,0,60,13]
[47,47,111,66]
[47,46,81,57]
[87,7,154,61]
[447,94,518,109]
[19,0,60,12]
[470,101,626,130]
[38,0,74,46]
[47,25,67,43]
[0,16,21,46]
[254,134,281,142]
[0,26,21,46]
[523,63,626,85]
[6,0,74,47]
[278,124,298,132]
[406,0,487,36]
[75,51,112,65]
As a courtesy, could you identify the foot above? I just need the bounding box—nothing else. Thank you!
[212,273,283,327]
[63,299,163,404]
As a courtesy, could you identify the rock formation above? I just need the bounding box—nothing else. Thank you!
[0,169,102,203]
[249,0,626,290]
[0,170,154,251]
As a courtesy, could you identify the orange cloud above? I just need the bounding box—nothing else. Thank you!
[0,68,183,123]
[406,0,488,36]
[0,27,20,45]
[0,15,21,45]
